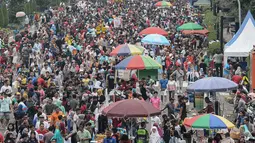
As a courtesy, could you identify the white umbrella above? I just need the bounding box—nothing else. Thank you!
[16,11,26,18]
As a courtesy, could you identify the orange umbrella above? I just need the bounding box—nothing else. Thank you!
[182,29,209,35]
[139,27,168,36]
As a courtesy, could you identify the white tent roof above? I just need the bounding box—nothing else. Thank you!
[224,11,255,57]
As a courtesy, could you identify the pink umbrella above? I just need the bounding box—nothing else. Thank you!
[16,11,26,18]
[102,99,161,117]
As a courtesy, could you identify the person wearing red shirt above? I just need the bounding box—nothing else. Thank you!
[27,79,34,90]
[186,52,194,63]
[37,75,46,87]
[165,55,172,69]
[0,132,3,143]
[36,123,48,143]
[232,75,242,84]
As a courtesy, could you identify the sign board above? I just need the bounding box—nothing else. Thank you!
[113,17,121,28]
[117,70,131,81]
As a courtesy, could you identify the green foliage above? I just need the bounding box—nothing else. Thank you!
[204,10,217,41]
[0,2,9,27]
[208,41,220,55]
[24,0,37,14]
[8,0,26,23]
[217,0,255,20]
[35,0,51,11]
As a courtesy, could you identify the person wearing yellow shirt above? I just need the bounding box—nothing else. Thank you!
[22,88,29,99]
[241,73,250,92]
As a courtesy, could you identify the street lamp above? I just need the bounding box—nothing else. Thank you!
[220,16,235,52]
[237,0,242,25]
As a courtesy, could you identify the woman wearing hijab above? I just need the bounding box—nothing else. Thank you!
[51,128,64,143]
[152,123,163,138]
[149,126,161,143]
[235,66,242,76]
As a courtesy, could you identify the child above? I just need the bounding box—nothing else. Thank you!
[168,77,176,100]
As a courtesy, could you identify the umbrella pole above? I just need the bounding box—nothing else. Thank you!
[114,70,117,102]
[138,70,140,80]
[148,116,151,134]
[105,88,109,106]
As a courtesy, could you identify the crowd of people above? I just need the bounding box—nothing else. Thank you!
[0,0,254,142]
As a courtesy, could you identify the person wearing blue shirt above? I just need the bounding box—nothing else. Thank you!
[103,130,116,143]
[224,59,231,79]
[159,74,168,102]
[160,74,168,89]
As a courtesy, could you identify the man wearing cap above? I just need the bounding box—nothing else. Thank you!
[35,114,50,130]
[135,121,149,143]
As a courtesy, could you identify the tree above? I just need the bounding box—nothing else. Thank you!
[35,0,51,11]
[2,2,9,27]
[8,0,26,23]
[217,0,255,21]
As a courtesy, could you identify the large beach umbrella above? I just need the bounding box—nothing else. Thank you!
[115,55,162,70]
[110,44,144,56]
[187,77,238,92]
[183,114,235,129]
[177,22,204,31]
[155,1,173,7]
[139,27,168,36]
[141,34,170,46]
[16,11,26,18]
[102,99,161,117]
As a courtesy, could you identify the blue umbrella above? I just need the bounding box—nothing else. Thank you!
[141,34,170,46]
[187,77,238,92]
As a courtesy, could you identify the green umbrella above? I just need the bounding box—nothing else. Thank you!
[177,22,204,31]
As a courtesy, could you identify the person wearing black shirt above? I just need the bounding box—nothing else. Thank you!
[199,59,207,75]
[140,83,148,101]
[107,70,115,92]
[179,97,187,121]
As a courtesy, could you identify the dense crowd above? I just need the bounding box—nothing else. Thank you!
[0,0,254,143]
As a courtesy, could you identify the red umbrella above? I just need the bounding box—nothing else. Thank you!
[102,99,161,117]
[139,27,168,36]
[182,29,209,35]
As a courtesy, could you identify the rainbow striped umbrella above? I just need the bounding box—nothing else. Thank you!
[184,114,235,129]
[110,44,144,56]
[115,55,162,70]
[155,1,173,7]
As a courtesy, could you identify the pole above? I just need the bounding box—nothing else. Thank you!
[220,16,224,77]
[237,0,242,25]
[220,16,224,53]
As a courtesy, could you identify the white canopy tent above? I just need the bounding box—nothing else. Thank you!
[224,11,255,63]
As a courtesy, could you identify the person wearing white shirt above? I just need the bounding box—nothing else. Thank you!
[0,80,12,94]
[40,64,52,76]
[35,115,50,130]
[33,41,42,54]
[151,116,161,127]
[33,107,47,121]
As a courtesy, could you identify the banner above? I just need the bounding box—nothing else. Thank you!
[117,70,131,81]
[114,17,121,28]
